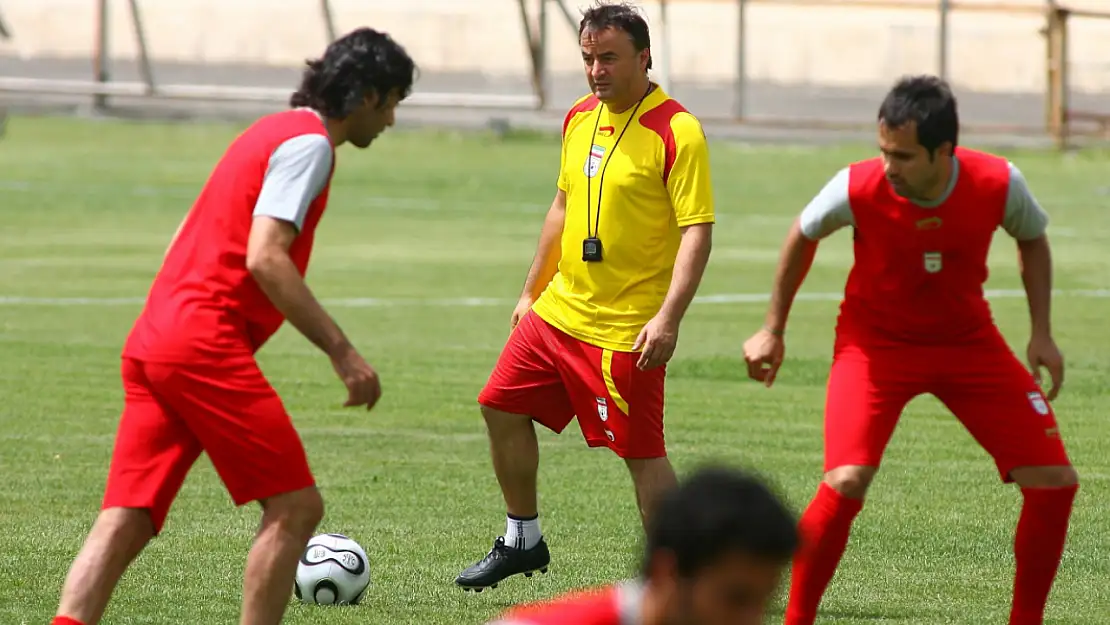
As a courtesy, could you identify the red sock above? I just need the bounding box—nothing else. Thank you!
[51,618,87,625]
[1009,484,1077,625]
[784,482,864,625]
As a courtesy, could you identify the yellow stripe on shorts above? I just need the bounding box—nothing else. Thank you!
[601,349,630,415]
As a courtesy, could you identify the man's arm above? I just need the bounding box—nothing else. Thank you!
[1002,162,1053,338]
[657,113,716,327]
[245,134,350,357]
[519,189,566,303]
[632,113,714,369]
[247,218,353,358]
[764,167,854,333]
[658,223,712,324]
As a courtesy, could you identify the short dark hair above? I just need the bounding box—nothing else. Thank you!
[877,74,959,157]
[642,466,799,579]
[290,27,417,118]
[579,1,653,70]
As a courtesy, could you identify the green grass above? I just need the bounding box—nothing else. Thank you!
[1,115,1109,624]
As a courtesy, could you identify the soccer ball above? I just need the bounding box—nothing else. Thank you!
[294,533,371,605]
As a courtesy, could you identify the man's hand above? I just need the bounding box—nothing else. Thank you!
[743,327,785,388]
[330,347,382,410]
[1027,334,1064,401]
[510,295,534,330]
[632,314,679,371]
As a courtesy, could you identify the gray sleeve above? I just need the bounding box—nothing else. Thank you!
[798,167,854,240]
[252,133,333,231]
[1000,162,1049,241]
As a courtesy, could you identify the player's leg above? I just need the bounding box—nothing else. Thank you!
[457,310,572,590]
[557,342,675,529]
[241,487,324,625]
[54,358,202,625]
[145,360,321,625]
[935,344,1077,625]
[784,344,921,625]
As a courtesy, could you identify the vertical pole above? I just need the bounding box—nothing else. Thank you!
[937,0,950,81]
[517,0,545,111]
[1054,8,1070,150]
[0,7,12,40]
[93,0,110,110]
[555,0,578,34]
[128,0,156,94]
[1044,1,1056,133]
[735,0,747,119]
[655,0,671,93]
[321,0,337,43]
[538,0,548,109]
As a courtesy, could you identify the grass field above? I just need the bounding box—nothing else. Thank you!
[2,114,1108,625]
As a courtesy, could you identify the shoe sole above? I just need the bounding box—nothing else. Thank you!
[457,566,549,592]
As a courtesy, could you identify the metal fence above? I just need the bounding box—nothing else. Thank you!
[0,0,1107,148]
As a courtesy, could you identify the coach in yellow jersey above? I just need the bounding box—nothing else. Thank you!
[455,1,715,592]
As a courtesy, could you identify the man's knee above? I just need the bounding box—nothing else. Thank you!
[824,465,877,499]
[480,404,534,435]
[260,487,324,537]
[94,507,155,552]
[1010,464,1079,489]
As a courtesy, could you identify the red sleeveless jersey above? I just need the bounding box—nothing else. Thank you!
[837,147,1010,346]
[489,583,641,625]
[123,109,335,364]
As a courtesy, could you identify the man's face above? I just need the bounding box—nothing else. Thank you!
[580,26,648,103]
[346,89,401,148]
[877,119,949,200]
[656,551,787,625]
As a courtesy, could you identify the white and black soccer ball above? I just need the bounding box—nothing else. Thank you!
[294,533,370,606]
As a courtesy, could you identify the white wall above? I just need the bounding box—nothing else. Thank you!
[1,0,1109,94]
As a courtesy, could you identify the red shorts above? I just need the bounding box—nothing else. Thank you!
[102,357,315,533]
[478,310,667,459]
[824,337,1071,482]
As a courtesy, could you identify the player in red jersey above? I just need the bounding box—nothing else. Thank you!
[485,466,799,625]
[50,29,415,625]
[743,75,1079,625]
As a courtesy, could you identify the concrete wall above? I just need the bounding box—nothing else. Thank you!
[1,0,1108,94]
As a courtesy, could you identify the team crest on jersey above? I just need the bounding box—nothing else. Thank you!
[923,251,942,273]
[1027,391,1049,415]
[596,397,609,421]
[584,144,606,178]
[916,216,943,230]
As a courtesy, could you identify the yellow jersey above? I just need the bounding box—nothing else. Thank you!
[531,85,716,352]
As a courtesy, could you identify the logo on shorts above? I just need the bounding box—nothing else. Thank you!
[1027,391,1049,415]
[584,144,606,178]
[923,251,942,273]
[596,397,609,422]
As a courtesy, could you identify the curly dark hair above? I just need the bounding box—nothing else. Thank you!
[290,27,416,118]
[579,1,652,70]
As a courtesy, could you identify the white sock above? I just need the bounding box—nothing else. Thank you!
[504,513,542,550]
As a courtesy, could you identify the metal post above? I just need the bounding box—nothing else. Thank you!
[0,6,12,40]
[516,0,545,111]
[127,0,156,94]
[1054,7,1070,150]
[937,0,950,80]
[93,0,110,110]
[321,0,337,43]
[735,0,747,119]
[538,0,548,109]
[554,0,579,34]
[655,0,671,93]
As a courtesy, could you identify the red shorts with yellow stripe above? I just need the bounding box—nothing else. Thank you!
[478,310,667,459]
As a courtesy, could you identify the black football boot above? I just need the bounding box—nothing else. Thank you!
[455,536,550,592]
